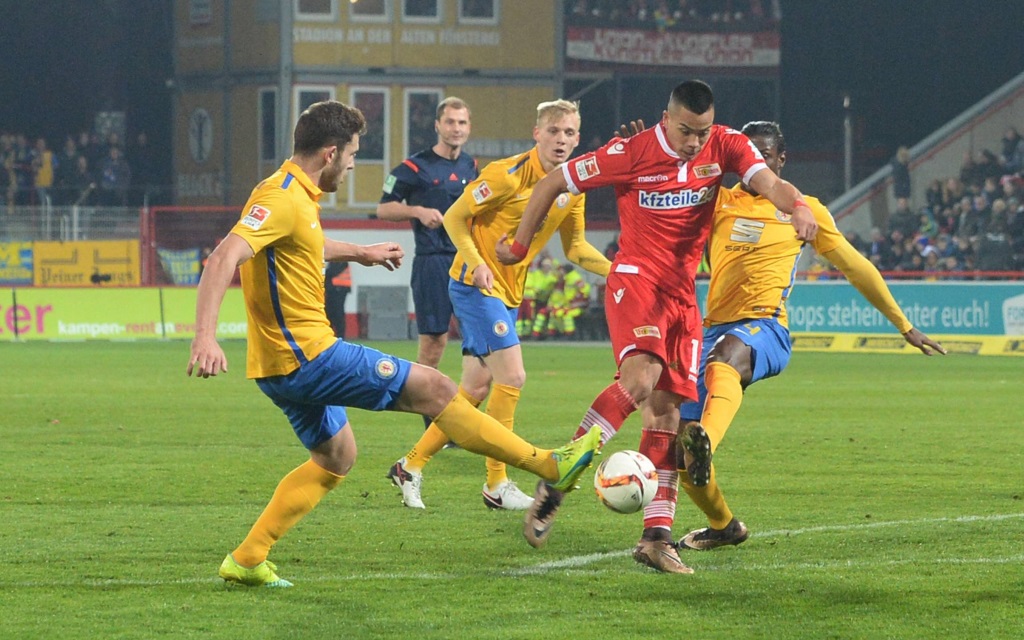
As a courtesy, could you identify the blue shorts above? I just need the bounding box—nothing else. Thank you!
[679,318,792,421]
[255,341,412,449]
[412,253,456,335]
[448,279,519,357]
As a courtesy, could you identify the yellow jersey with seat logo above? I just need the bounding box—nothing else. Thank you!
[704,184,843,328]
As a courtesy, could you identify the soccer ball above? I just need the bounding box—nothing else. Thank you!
[593,450,658,514]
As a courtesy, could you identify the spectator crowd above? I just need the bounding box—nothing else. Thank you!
[842,126,1024,280]
[1,129,161,209]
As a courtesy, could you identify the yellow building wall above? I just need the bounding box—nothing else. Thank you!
[174,0,226,72]
[230,3,280,70]
[175,92,225,206]
[292,0,555,70]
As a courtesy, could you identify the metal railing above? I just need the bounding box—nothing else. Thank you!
[0,202,142,243]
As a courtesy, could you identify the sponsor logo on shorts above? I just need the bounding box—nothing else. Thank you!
[575,156,601,182]
[375,358,397,379]
[692,163,722,178]
[493,320,509,337]
[240,204,271,230]
[633,325,661,339]
[555,193,570,208]
[472,181,492,204]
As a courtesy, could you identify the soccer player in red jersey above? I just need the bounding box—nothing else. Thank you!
[496,80,819,573]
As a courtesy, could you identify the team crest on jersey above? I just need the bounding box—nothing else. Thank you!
[382,174,397,194]
[633,325,662,339]
[555,193,570,208]
[472,181,492,204]
[775,209,792,222]
[375,358,397,379]
[493,320,510,337]
[692,163,722,178]
[240,204,271,230]
[575,157,601,182]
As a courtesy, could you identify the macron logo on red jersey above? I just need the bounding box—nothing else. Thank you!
[638,186,716,210]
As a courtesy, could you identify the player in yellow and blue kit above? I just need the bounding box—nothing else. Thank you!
[663,121,946,558]
[387,100,611,510]
[187,100,601,587]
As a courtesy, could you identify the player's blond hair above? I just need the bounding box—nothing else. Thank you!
[536,99,580,126]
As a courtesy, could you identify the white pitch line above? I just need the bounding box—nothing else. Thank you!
[506,512,1024,575]
[1,513,1021,588]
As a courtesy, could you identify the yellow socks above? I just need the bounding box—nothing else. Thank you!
[677,362,744,530]
[679,464,733,529]
[485,383,521,488]
[233,459,344,567]
[434,392,557,482]
[405,386,482,472]
[701,362,744,450]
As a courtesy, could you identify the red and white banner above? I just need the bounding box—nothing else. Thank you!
[566,27,780,68]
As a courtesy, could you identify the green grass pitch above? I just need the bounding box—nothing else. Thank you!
[1,341,1022,639]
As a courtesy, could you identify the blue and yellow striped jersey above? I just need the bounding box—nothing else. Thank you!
[230,160,337,378]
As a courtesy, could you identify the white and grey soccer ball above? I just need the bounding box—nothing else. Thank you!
[594,450,658,514]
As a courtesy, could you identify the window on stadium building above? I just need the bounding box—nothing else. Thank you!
[296,0,337,21]
[402,0,440,23]
[350,88,388,163]
[459,0,498,24]
[258,88,277,164]
[350,0,390,22]
[404,89,442,158]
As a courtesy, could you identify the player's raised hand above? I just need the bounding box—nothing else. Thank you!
[494,233,520,265]
[791,204,818,241]
[187,336,228,378]
[472,263,494,294]
[616,119,646,138]
[358,242,404,271]
[903,328,947,356]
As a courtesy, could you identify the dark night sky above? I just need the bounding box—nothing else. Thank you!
[1,0,1022,185]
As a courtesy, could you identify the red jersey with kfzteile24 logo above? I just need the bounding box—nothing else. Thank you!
[561,123,766,301]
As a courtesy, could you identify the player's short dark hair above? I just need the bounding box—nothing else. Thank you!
[741,121,786,155]
[669,80,714,115]
[436,97,470,120]
[293,100,366,156]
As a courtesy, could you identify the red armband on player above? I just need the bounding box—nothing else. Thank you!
[509,240,529,261]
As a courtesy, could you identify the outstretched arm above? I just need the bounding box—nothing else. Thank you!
[325,237,404,270]
[495,169,568,265]
[823,241,947,356]
[748,168,818,241]
[187,233,254,378]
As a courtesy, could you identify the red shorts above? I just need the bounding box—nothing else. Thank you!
[603,271,703,402]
